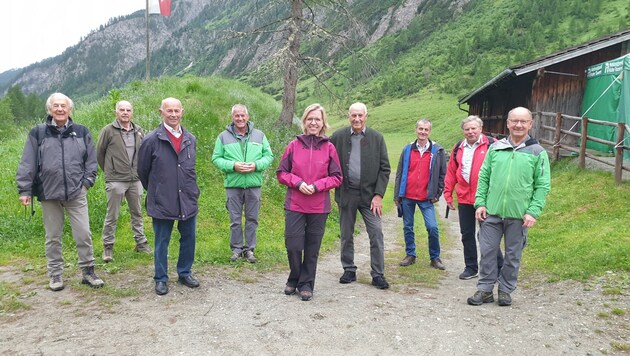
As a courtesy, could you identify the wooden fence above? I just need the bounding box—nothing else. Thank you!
[536,111,630,184]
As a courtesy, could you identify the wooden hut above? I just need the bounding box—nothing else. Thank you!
[458,29,630,142]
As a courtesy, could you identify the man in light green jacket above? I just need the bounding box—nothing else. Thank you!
[467,107,551,307]
[212,104,273,263]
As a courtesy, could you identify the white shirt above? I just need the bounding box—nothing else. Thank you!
[163,123,182,138]
[416,140,430,157]
[461,137,481,183]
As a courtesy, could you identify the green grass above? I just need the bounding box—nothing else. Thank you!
[522,159,630,280]
[0,282,31,313]
[0,76,341,285]
[1,75,630,303]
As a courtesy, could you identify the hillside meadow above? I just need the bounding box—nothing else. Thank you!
[0,76,628,304]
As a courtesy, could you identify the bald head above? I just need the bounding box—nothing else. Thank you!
[508,107,532,120]
[160,97,184,130]
[506,106,533,145]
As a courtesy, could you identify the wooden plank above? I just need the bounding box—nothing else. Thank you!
[586,135,616,146]
[588,118,620,127]
[580,117,588,168]
[553,112,562,161]
[615,123,625,184]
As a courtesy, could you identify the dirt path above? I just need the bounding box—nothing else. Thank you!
[1,198,628,355]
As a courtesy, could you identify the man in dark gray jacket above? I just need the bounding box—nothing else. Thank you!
[330,102,391,290]
[137,97,200,296]
[16,93,104,291]
[97,100,151,262]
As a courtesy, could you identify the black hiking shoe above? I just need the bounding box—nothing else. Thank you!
[498,290,512,306]
[339,271,356,284]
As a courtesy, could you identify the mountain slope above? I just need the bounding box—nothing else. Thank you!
[3,0,428,99]
[2,0,628,107]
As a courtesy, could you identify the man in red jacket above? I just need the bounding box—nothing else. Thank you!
[444,115,503,280]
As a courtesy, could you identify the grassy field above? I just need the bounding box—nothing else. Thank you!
[0,76,306,276]
[1,76,629,313]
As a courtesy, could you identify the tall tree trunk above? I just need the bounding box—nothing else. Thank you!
[278,0,303,125]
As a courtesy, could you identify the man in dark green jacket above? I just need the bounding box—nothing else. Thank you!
[97,101,151,262]
[467,107,551,307]
[330,102,391,289]
[212,104,274,263]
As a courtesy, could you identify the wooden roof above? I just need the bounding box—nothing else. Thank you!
[458,29,630,105]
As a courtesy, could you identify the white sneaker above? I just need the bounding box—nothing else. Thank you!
[244,250,257,263]
[49,275,64,291]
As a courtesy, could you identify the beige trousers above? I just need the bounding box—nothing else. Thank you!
[41,187,94,276]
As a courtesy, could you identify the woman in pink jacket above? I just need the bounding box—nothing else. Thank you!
[276,104,343,301]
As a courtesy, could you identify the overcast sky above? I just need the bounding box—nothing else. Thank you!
[2,0,154,73]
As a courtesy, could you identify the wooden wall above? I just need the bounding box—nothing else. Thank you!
[467,43,625,141]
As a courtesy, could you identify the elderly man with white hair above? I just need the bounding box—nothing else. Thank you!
[16,92,104,291]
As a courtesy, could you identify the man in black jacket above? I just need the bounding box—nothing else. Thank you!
[137,97,200,296]
[330,102,391,289]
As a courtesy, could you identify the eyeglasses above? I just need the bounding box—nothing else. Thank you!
[508,119,532,125]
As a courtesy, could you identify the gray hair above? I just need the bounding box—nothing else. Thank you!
[348,102,367,114]
[231,104,249,116]
[45,93,74,114]
[460,115,483,129]
[416,118,432,129]
[115,100,133,111]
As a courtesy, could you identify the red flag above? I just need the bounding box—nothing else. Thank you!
[159,0,171,16]
[149,0,171,16]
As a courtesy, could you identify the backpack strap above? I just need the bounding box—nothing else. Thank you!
[452,140,463,168]
[35,123,47,145]
[30,123,47,220]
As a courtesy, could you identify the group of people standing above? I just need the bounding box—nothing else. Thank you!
[16,92,550,305]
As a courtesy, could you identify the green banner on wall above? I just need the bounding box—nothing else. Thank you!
[581,54,630,160]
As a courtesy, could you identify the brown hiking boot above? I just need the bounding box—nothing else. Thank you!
[135,242,152,254]
[430,258,446,270]
[399,255,416,267]
[467,291,494,306]
[81,266,104,288]
[102,244,113,263]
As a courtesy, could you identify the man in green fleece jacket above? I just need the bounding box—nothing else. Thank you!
[467,107,551,307]
[212,104,274,263]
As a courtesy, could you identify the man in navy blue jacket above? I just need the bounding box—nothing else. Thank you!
[137,97,200,295]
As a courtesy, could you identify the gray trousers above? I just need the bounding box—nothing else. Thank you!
[477,215,528,294]
[102,180,146,246]
[226,187,261,253]
[339,191,385,278]
[41,187,95,276]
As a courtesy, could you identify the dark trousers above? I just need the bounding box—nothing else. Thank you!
[459,204,503,273]
[285,210,328,293]
[152,216,196,283]
[339,191,385,278]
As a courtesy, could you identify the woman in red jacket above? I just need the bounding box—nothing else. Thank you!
[276,104,343,301]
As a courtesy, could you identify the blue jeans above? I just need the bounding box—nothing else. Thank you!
[401,198,440,260]
[153,216,197,282]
